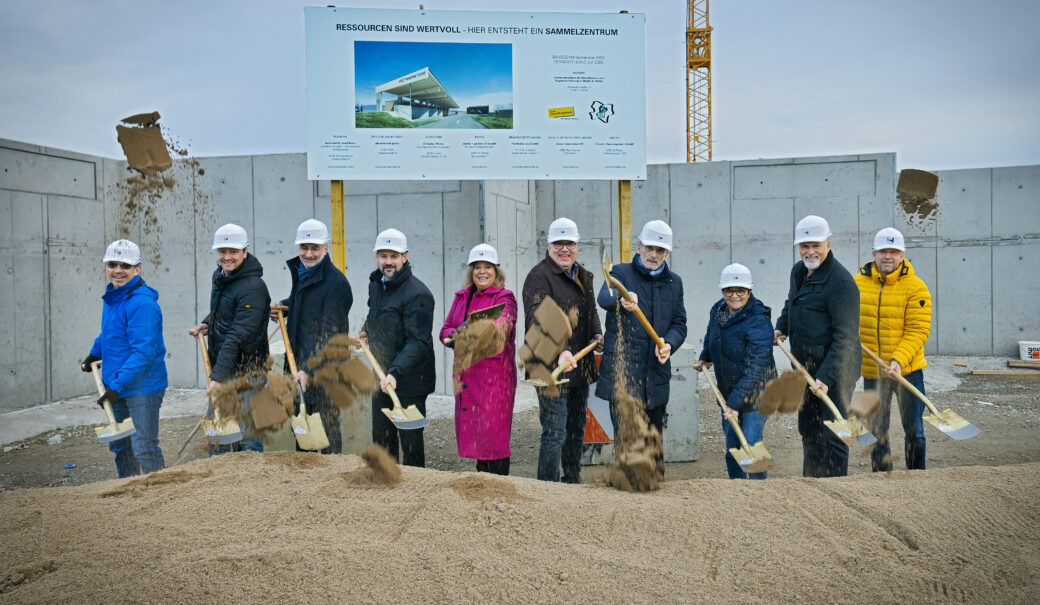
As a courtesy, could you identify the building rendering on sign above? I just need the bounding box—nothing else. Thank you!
[375,67,459,121]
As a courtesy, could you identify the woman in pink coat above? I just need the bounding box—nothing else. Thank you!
[439,244,517,475]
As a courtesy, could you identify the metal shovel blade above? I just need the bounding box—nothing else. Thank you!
[95,419,136,444]
[925,409,980,440]
[292,386,330,450]
[203,412,243,445]
[729,442,776,474]
[381,405,429,430]
[824,418,877,447]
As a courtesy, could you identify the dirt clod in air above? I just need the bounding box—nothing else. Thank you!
[306,334,377,409]
[849,390,881,419]
[897,168,940,227]
[519,297,573,397]
[353,444,402,486]
[452,318,506,382]
[760,371,805,415]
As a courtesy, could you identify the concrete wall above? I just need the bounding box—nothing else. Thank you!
[3,137,1038,413]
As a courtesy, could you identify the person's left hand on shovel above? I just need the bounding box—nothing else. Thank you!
[97,387,119,408]
[620,292,639,312]
[296,370,309,392]
[380,373,397,393]
[205,380,220,396]
[558,350,577,372]
[655,342,672,364]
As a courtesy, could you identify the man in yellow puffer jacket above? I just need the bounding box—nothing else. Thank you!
[855,227,932,471]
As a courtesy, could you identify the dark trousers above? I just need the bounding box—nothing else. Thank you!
[476,457,510,475]
[798,385,851,478]
[864,370,927,471]
[372,392,426,467]
[295,391,342,455]
[537,384,589,482]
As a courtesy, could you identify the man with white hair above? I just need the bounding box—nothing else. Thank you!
[596,220,687,472]
[522,217,604,483]
[274,219,353,454]
[361,228,435,467]
[855,227,932,471]
[191,223,271,453]
[774,215,860,477]
[81,239,168,477]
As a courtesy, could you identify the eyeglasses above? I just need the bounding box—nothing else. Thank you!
[550,241,578,250]
[106,262,135,270]
[722,288,749,298]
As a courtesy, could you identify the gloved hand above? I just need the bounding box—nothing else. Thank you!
[444,335,456,349]
[97,388,119,408]
[81,354,100,372]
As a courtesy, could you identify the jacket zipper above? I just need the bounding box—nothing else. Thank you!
[875,272,885,370]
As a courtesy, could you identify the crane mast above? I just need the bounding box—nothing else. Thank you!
[686,0,712,162]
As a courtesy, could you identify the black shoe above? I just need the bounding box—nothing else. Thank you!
[561,476,581,484]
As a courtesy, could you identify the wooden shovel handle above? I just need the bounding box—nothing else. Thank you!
[275,307,298,377]
[605,275,667,351]
[859,343,941,416]
[359,340,404,409]
[195,330,213,381]
[699,368,752,450]
[89,361,118,424]
[550,340,599,380]
[776,342,845,421]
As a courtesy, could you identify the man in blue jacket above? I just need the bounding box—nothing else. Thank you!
[274,219,353,454]
[597,220,687,471]
[81,239,168,478]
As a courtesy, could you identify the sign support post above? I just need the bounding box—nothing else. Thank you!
[331,179,346,272]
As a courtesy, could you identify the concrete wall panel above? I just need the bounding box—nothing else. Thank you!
[936,169,992,240]
[252,154,313,310]
[904,246,939,355]
[734,160,876,200]
[992,166,1040,238]
[0,146,96,199]
[992,245,1040,356]
[936,246,992,354]
[730,197,795,327]
[343,193,378,336]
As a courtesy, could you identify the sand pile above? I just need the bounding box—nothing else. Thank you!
[1,455,1037,602]
[305,334,378,408]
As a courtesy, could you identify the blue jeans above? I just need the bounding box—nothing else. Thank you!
[537,384,588,482]
[109,390,166,478]
[209,379,264,455]
[722,409,767,480]
[864,370,927,471]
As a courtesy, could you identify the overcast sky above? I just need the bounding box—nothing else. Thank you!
[1,0,1037,170]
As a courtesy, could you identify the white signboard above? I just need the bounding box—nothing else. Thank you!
[305,7,646,181]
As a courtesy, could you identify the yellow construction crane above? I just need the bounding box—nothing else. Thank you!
[686,0,711,162]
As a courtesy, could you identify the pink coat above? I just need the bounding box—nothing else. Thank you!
[439,285,517,460]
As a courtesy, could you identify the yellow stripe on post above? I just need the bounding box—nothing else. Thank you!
[617,179,632,262]
[331,180,346,272]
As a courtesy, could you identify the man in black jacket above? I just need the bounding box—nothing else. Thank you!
[361,228,435,467]
[522,217,603,483]
[596,220,687,465]
[774,215,860,477]
[274,219,352,454]
[191,223,271,453]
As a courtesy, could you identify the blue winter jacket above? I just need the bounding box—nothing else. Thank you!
[595,256,687,409]
[90,275,168,396]
[698,295,776,413]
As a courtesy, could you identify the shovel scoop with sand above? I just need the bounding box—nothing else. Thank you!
[89,361,136,443]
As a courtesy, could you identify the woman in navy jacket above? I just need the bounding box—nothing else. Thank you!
[694,263,776,479]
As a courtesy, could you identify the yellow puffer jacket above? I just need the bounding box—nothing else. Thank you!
[855,258,932,379]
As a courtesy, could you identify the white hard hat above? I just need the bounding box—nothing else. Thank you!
[872,227,905,252]
[103,239,142,265]
[212,223,249,250]
[793,215,832,244]
[295,219,329,246]
[719,263,754,290]
[373,228,407,253]
[639,220,673,251]
[468,243,500,265]
[547,217,580,243]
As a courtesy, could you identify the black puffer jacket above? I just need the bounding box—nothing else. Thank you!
[364,261,436,399]
[595,256,687,408]
[282,254,353,372]
[521,252,603,386]
[205,253,271,382]
[775,252,860,389]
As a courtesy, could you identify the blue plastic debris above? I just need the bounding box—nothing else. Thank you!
[64,464,76,469]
